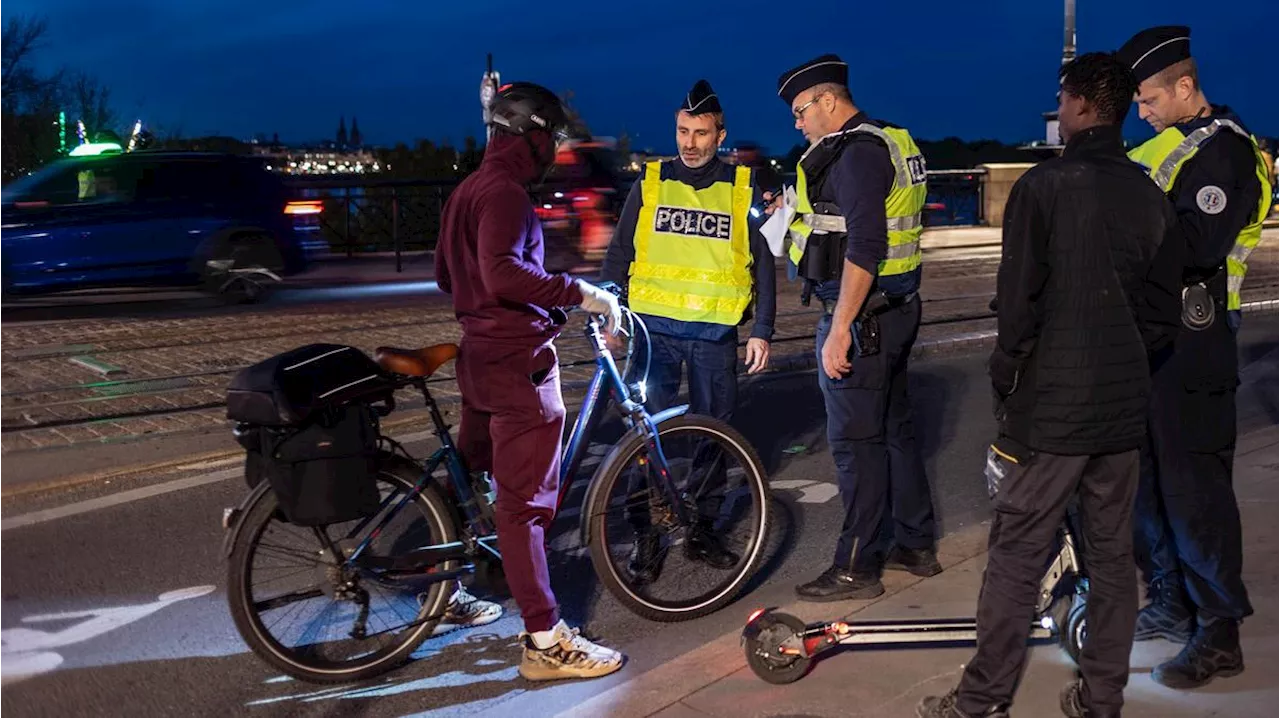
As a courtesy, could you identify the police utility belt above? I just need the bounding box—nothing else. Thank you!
[821,290,918,359]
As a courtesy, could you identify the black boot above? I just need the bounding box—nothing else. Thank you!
[1151,617,1245,689]
[795,565,884,602]
[916,687,1009,718]
[684,518,738,570]
[628,531,667,585]
[885,545,943,577]
[1059,677,1119,718]
[1134,575,1194,643]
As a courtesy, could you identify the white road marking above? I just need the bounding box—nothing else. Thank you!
[771,478,840,504]
[1,585,216,684]
[2,468,241,532]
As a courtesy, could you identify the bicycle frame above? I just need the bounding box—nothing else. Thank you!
[555,314,688,525]
[336,309,693,583]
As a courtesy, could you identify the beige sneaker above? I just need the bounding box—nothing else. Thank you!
[518,620,625,681]
[429,585,503,637]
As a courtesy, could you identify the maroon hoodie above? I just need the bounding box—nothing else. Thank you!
[435,132,584,344]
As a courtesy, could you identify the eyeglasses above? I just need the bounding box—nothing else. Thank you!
[792,92,827,120]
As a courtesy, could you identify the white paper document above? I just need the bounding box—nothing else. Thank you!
[760,185,799,258]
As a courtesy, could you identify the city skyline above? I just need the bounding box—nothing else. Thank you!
[6,0,1277,155]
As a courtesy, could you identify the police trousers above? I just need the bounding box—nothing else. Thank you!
[456,338,564,633]
[815,298,936,571]
[1133,334,1252,620]
[958,449,1140,716]
[625,331,738,523]
[633,331,738,422]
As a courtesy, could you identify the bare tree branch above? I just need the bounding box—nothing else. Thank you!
[0,15,51,110]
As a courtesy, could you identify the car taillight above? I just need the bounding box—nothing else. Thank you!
[284,200,323,215]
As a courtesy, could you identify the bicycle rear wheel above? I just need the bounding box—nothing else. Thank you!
[585,413,771,622]
[227,456,460,683]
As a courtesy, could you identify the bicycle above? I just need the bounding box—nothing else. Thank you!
[222,302,773,684]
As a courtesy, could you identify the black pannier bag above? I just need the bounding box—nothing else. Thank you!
[226,344,392,426]
[228,344,392,526]
[241,403,383,526]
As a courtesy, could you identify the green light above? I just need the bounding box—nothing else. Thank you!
[59,111,67,154]
[69,142,124,157]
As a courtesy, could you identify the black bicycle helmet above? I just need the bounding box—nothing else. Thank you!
[488,82,570,139]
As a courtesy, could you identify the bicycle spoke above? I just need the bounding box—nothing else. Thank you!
[254,587,326,613]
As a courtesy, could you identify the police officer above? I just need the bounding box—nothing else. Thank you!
[1116,26,1274,689]
[775,55,940,602]
[600,79,777,583]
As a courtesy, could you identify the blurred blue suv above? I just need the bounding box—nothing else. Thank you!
[2,152,327,297]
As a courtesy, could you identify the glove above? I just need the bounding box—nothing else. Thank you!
[575,279,621,335]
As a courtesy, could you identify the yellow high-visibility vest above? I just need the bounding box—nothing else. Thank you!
[787,123,928,279]
[628,160,754,325]
[1128,119,1274,311]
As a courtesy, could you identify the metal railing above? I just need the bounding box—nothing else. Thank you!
[284,168,988,270]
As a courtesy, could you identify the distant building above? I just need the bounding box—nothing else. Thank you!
[248,116,384,175]
[249,140,382,176]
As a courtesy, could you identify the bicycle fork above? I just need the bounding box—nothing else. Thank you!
[634,412,696,529]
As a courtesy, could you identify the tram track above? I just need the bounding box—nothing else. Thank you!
[2,239,1274,447]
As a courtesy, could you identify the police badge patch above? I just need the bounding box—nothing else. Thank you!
[1195,185,1227,215]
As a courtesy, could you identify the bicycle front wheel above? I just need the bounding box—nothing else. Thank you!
[585,413,771,622]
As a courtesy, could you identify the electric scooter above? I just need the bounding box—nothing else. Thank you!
[740,516,1091,684]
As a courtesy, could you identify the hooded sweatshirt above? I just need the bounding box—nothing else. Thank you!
[435,132,584,344]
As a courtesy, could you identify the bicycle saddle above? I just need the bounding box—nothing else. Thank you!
[374,343,458,377]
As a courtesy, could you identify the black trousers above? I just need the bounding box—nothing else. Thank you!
[1133,348,1252,620]
[958,449,1140,715]
[624,331,738,527]
[816,298,937,571]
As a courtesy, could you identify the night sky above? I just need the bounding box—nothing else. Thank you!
[7,0,1277,154]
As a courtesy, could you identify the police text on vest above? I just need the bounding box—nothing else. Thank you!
[654,206,733,240]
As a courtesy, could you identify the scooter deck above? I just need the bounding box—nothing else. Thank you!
[790,616,1055,657]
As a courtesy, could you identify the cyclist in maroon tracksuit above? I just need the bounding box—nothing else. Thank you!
[435,82,624,681]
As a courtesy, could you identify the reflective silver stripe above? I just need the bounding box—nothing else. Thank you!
[850,124,911,188]
[886,240,920,260]
[803,212,922,233]
[1227,275,1244,294]
[802,213,846,232]
[1228,240,1256,265]
[887,213,923,231]
[1153,119,1252,189]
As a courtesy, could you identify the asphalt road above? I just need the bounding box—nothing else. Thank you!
[2,314,1275,718]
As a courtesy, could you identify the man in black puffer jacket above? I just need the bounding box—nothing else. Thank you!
[918,53,1184,718]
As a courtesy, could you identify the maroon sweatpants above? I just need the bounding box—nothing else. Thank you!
[454,337,564,633]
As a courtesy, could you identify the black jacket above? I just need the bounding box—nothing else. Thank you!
[990,125,1184,455]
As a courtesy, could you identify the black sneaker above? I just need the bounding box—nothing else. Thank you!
[684,519,738,570]
[1060,677,1119,718]
[795,565,884,602]
[884,545,943,577]
[916,687,1009,718]
[628,531,667,585]
[1134,576,1194,643]
[1152,618,1245,689]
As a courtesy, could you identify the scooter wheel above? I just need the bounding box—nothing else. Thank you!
[744,612,811,684]
[1060,599,1088,665]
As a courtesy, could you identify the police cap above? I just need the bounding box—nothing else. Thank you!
[1116,25,1192,84]
[777,54,848,106]
[680,79,722,115]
